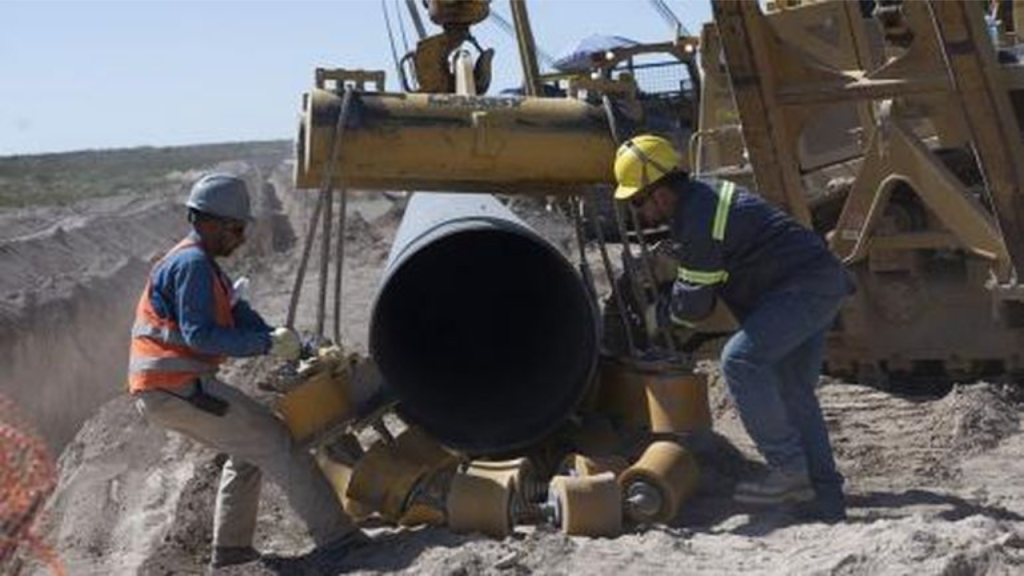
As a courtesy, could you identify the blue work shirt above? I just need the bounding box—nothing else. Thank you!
[148,233,272,357]
[668,178,854,323]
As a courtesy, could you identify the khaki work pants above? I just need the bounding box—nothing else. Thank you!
[134,376,354,548]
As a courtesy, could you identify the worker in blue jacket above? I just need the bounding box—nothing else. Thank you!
[129,173,367,570]
[613,135,853,522]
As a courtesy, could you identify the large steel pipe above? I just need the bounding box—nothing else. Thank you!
[370,193,599,454]
[296,88,616,194]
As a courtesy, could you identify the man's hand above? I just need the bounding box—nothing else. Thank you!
[268,327,302,361]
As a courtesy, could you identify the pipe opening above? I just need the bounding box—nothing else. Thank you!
[371,228,597,454]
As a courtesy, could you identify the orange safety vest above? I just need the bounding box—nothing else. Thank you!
[127,238,235,393]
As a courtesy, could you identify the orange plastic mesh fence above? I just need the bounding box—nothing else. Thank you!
[0,394,64,576]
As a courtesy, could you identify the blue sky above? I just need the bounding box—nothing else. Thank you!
[0,1,712,156]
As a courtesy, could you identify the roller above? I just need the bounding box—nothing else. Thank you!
[645,372,712,434]
[446,469,513,537]
[619,441,700,524]
[595,356,712,434]
[346,440,430,521]
[547,473,623,537]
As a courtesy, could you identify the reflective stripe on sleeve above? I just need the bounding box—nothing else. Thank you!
[712,180,736,241]
[677,267,729,285]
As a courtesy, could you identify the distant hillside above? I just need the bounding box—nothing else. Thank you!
[0,140,292,209]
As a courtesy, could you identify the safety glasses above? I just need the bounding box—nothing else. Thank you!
[219,219,247,237]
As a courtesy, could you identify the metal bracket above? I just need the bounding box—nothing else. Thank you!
[315,68,386,93]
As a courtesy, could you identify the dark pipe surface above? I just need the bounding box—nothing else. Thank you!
[370,193,598,455]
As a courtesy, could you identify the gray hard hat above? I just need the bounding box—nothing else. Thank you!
[186,173,253,222]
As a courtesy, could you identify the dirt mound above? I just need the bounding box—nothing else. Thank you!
[931,383,1020,456]
[820,381,1021,488]
[44,396,206,574]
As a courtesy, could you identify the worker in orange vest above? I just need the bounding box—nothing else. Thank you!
[128,174,365,570]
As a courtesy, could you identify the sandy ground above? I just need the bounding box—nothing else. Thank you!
[4,159,1024,575]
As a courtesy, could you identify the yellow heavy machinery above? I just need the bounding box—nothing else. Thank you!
[696,0,1024,384]
[279,0,1024,537]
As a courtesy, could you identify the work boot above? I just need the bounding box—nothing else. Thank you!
[209,545,261,569]
[793,487,847,523]
[793,498,847,523]
[733,468,815,505]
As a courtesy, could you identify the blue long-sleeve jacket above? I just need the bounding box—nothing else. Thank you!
[148,233,272,357]
[666,178,854,324]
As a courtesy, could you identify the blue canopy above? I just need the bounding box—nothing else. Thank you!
[551,34,640,73]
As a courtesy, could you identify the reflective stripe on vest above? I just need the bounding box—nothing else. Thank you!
[131,322,189,347]
[129,357,217,374]
[128,238,234,393]
[674,179,736,288]
[712,180,735,241]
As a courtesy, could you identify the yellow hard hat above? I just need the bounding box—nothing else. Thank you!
[613,134,682,201]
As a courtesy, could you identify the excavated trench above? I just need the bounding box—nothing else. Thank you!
[0,166,294,451]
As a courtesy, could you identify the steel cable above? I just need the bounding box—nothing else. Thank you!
[286,87,355,331]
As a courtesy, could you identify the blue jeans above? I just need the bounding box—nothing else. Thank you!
[721,289,845,505]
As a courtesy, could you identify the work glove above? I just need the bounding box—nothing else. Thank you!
[268,327,302,361]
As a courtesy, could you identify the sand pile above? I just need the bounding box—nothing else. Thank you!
[931,383,1020,456]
